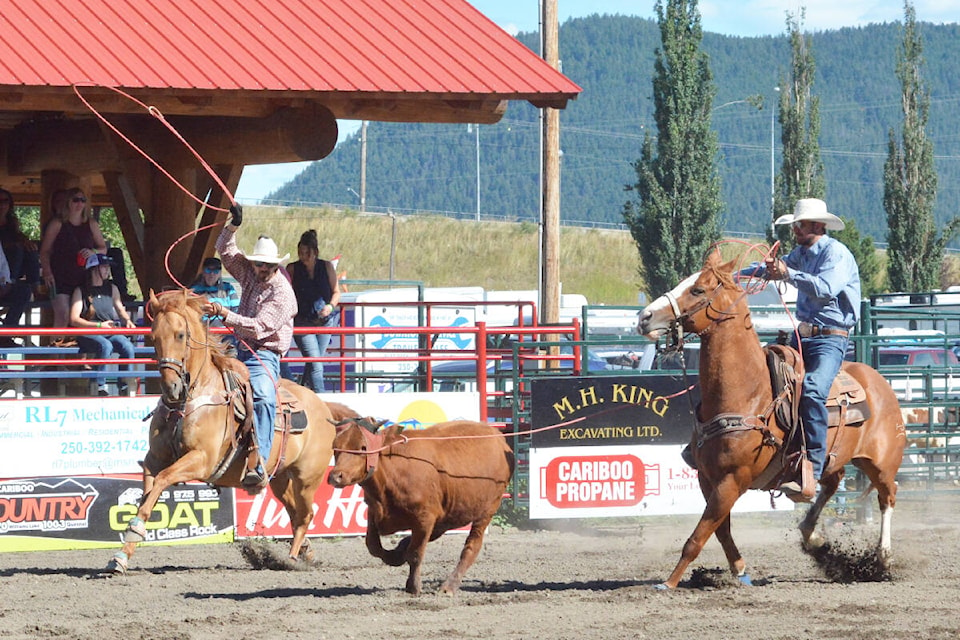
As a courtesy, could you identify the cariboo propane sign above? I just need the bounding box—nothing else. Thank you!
[528,377,794,518]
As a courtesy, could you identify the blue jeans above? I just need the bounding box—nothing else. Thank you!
[1,281,31,326]
[77,334,136,388]
[792,333,847,479]
[239,348,280,469]
[294,319,336,392]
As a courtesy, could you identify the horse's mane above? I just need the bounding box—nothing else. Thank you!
[149,289,233,370]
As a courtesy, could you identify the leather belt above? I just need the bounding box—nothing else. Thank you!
[798,322,849,338]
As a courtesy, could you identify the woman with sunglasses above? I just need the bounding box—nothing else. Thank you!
[69,253,136,396]
[39,187,107,345]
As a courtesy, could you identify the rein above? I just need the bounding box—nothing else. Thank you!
[661,268,787,452]
[153,305,237,460]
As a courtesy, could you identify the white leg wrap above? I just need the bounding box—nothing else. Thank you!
[123,516,147,543]
[879,506,893,555]
[106,551,129,574]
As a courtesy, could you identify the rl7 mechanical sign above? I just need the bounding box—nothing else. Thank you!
[528,376,793,518]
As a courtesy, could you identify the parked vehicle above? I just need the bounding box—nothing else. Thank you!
[875,345,960,401]
[392,341,608,393]
[876,346,959,367]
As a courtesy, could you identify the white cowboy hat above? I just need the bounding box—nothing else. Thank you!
[243,235,289,265]
[774,198,845,231]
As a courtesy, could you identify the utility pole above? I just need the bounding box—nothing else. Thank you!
[360,120,367,213]
[475,124,480,221]
[540,0,560,328]
[770,87,779,233]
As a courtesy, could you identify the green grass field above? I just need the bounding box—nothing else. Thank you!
[241,205,649,306]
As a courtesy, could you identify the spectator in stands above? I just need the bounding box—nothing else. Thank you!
[287,229,340,392]
[191,257,239,323]
[39,188,107,346]
[0,188,41,290]
[0,242,32,347]
[191,256,239,356]
[69,253,136,396]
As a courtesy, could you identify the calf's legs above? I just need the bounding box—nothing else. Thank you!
[440,516,492,594]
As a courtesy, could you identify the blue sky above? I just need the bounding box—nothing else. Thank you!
[234,0,957,201]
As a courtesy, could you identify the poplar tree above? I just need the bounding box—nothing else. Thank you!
[622,0,721,297]
[884,2,958,292]
[832,219,882,296]
[770,12,825,250]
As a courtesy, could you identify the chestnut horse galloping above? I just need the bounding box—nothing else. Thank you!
[105,290,336,574]
[637,252,905,589]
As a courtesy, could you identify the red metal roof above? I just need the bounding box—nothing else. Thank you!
[0,0,580,103]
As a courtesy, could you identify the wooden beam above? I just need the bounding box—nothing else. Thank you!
[0,87,532,120]
[6,105,338,176]
[183,164,243,285]
[101,170,146,287]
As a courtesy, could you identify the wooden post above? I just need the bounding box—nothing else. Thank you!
[540,0,561,365]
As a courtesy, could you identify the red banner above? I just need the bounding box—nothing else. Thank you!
[540,454,653,508]
[234,472,368,538]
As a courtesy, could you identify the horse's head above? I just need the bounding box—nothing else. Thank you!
[148,289,211,404]
[637,251,742,339]
[327,417,387,487]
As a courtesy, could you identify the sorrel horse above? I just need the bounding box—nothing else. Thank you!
[105,289,336,574]
[637,251,906,589]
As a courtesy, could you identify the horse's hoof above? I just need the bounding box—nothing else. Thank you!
[802,531,826,552]
[738,573,753,586]
[877,547,893,566]
[105,551,129,575]
[123,517,146,543]
[652,582,670,591]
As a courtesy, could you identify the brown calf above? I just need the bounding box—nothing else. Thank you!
[328,419,514,595]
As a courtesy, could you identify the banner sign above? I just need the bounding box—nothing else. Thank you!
[0,392,479,551]
[530,375,700,448]
[235,478,368,538]
[0,397,156,478]
[529,376,792,518]
[0,392,478,481]
[0,474,234,552]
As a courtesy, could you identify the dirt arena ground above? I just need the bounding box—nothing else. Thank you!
[1,487,958,640]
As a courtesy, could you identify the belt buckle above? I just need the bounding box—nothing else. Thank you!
[798,323,813,338]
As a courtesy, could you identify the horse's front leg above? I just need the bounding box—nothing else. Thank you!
[713,512,750,585]
[105,450,210,574]
[659,474,743,589]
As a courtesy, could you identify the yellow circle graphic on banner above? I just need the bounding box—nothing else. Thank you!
[396,400,448,428]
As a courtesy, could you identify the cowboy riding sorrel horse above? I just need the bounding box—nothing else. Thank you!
[105,289,337,574]
[637,251,906,589]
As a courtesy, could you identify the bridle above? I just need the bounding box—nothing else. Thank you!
[663,272,750,340]
[155,309,214,406]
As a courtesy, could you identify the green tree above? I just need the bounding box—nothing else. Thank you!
[622,0,721,296]
[884,2,959,292]
[832,218,883,296]
[770,11,825,250]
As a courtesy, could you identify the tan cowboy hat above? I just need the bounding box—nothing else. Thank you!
[243,235,290,264]
[774,198,845,231]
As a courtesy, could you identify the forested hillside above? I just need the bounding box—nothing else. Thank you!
[268,15,960,244]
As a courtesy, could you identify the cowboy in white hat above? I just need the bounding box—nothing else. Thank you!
[202,205,297,491]
[761,197,861,502]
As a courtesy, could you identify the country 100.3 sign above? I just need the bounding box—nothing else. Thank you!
[528,376,793,518]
